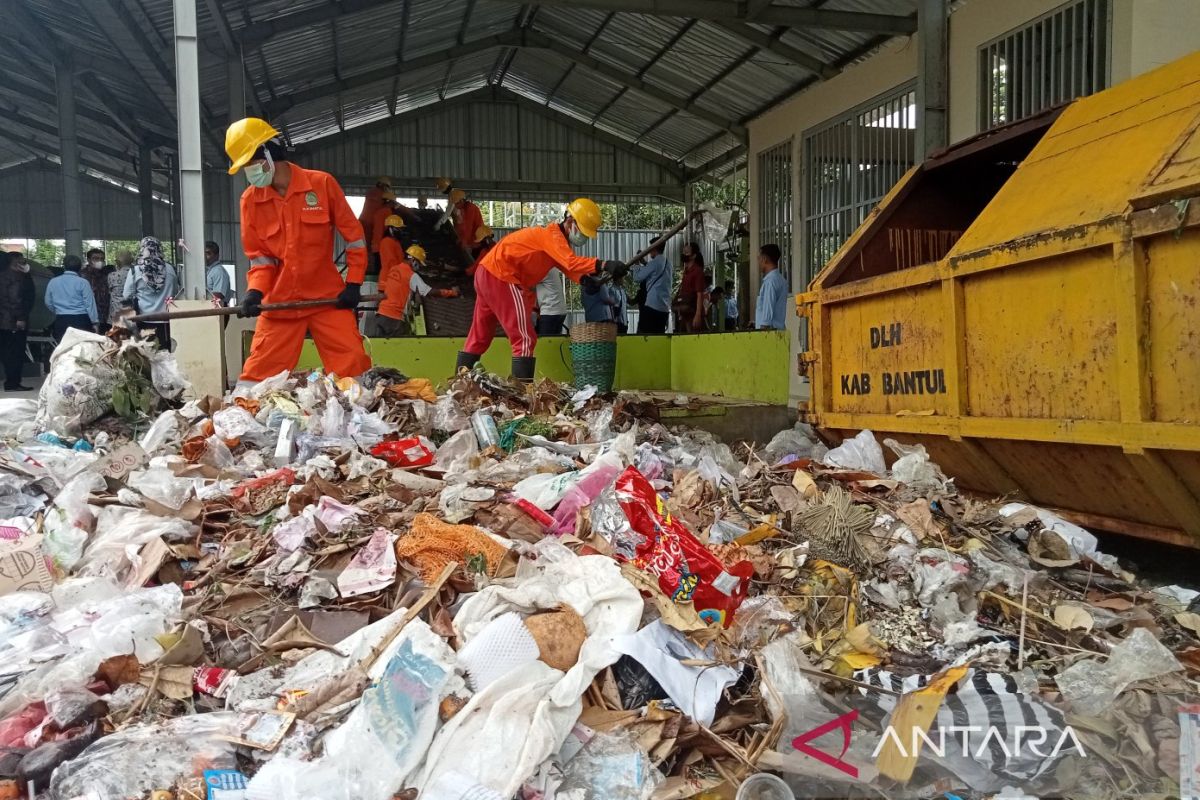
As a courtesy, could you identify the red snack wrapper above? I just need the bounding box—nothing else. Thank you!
[613,466,753,627]
[370,437,435,468]
[512,497,555,529]
[193,666,239,699]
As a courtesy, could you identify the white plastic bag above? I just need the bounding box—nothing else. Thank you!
[36,329,119,434]
[76,506,195,581]
[149,349,191,400]
[127,467,198,510]
[823,429,886,474]
[0,399,38,441]
[884,438,946,488]
[43,471,106,572]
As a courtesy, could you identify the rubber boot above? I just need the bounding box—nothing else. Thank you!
[456,351,480,372]
[512,356,536,383]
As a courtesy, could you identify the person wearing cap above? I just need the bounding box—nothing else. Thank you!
[375,232,459,337]
[468,224,495,277]
[225,117,372,384]
[358,175,392,247]
[456,198,626,381]
[449,188,484,254]
[434,177,453,196]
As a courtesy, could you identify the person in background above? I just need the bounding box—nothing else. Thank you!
[107,249,133,324]
[755,243,788,331]
[534,269,568,335]
[45,255,99,342]
[81,247,111,327]
[582,279,616,323]
[204,240,232,305]
[358,176,392,270]
[122,236,179,349]
[449,189,484,255]
[708,285,726,331]
[723,279,738,330]
[610,279,628,335]
[0,252,34,391]
[375,239,458,337]
[370,190,399,270]
[632,240,670,334]
[673,242,706,333]
[473,225,496,261]
[417,195,429,211]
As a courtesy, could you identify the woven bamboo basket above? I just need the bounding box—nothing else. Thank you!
[569,322,618,391]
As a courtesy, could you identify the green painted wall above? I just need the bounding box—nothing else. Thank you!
[291,330,788,404]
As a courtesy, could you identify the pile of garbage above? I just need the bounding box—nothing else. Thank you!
[1,355,1197,800]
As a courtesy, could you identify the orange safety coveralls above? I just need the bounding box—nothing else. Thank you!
[463,223,599,357]
[370,203,396,255]
[377,237,415,321]
[454,200,484,252]
[358,185,384,247]
[239,164,372,382]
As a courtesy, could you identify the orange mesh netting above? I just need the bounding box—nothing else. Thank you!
[394,513,507,583]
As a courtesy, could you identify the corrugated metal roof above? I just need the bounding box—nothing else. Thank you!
[4,0,916,187]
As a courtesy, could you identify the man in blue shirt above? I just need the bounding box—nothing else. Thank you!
[631,241,671,334]
[582,280,617,323]
[204,241,232,305]
[755,243,789,331]
[44,255,99,342]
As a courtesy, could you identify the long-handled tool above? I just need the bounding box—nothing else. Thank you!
[124,294,384,324]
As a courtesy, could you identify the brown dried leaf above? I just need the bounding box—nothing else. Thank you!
[139,665,194,700]
[1054,605,1095,632]
[97,654,140,687]
[1175,612,1200,635]
[895,500,941,541]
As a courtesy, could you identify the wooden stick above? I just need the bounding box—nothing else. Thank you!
[363,561,457,671]
[1017,573,1029,669]
[128,294,383,323]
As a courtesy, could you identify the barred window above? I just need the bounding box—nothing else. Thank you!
[979,0,1111,131]
[756,139,793,276]
[802,83,916,284]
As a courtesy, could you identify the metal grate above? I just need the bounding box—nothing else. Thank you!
[978,0,1111,131]
[801,83,916,284]
[756,139,793,277]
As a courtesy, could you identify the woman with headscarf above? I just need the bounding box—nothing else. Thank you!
[122,236,179,349]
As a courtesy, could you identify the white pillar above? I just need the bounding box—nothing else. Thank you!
[227,55,247,298]
[174,0,206,298]
[54,56,83,259]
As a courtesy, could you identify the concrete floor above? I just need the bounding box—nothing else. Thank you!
[3,375,43,400]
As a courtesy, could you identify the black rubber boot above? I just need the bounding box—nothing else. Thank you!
[512,356,536,383]
[456,351,480,372]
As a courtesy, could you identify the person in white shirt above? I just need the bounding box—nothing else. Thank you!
[534,269,569,335]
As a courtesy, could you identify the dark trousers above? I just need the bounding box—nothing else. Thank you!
[52,314,94,344]
[536,314,566,335]
[0,329,27,389]
[637,306,669,334]
[617,323,628,336]
[374,314,413,337]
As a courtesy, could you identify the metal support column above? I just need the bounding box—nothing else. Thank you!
[917,0,949,158]
[54,55,83,259]
[139,140,156,236]
[174,0,206,298]
[227,54,247,298]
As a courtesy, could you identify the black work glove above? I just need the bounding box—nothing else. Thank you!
[600,259,629,281]
[580,274,602,294]
[238,289,264,318]
[336,282,362,310]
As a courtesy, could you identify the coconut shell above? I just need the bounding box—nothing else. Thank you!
[523,604,587,671]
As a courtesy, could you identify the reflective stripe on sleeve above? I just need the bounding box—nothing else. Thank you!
[345,239,367,249]
[250,256,279,267]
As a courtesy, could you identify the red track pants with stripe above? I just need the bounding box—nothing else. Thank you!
[463,265,536,357]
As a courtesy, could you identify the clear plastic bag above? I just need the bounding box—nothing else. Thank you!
[0,474,45,518]
[149,348,190,399]
[1055,627,1182,715]
[127,467,197,511]
[138,410,181,455]
[431,394,470,433]
[556,730,661,800]
[764,424,820,464]
[0,399,38,441]
[883,439,946,489]
[43,472,106,572]
[823,429,886,474]
[77,505,196,581]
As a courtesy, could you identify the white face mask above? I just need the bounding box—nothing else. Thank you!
[244,151,275,188]
[89,259,103,268]
[12,261,29,274]
[567,223,587,248]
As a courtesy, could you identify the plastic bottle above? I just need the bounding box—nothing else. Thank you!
[551,453,623,535]
[736,773,795,800]
[471,409,500,449]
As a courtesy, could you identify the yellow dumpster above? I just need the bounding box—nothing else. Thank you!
[798,51,1200,548]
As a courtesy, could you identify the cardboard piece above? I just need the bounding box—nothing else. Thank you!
[0,534,53,596]
[97,442,146,481]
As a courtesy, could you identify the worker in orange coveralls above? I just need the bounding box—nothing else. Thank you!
[449,188,484,253]
[466,224,496,277]
[225,118,372,384]
[456,198,627,381]
[358,175,391,251]
[376,225,460,337]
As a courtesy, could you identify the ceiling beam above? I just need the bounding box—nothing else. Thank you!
[199,0,270,119]
[457,0,479,44]
[0,128,157,190]
[712,21,838,78]
[335,175,684,200]
[480,0,916,34]
[5,113,141,165]
[685,142,746,180]
[238,0,399,47]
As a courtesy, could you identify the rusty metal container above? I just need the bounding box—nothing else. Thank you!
[798,52,1200,547]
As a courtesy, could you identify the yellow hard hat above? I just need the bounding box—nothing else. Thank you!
[225,117,280,175]
[567,198,601,238]
[384,214,405,229]
[448,188,466,205]
[435,177,453,193]
[406,245,427,264]
[382,190,397,201]
[474,224,493,243]
[376,175,392,187]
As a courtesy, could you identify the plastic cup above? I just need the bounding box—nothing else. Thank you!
[736,773,795,800]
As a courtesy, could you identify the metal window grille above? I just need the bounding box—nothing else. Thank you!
[756,140,793,276]
[979,0,1111,131]
[801,83,917,284]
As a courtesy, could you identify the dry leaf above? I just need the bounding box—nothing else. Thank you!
[792,469,818,500]
[1091,596,1135,611]
[876,665,969,782]
[1054,605,1095,632]
[97,654,140,687]
[1175,612,1200,635]
[620,564,709,634]
[844,622,887,656]
[1028,529,1078,568]
[895,500,941,541]
[139,665,194,700]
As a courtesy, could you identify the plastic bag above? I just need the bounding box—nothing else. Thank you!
[883,438,946,488]
[0,399,38,441]
[999,503,1122,574]
[127,467,197,511]
[431,394,470,433]
[43,471,106,572]
[612,466,753,627]
[556,730,660,800]
[551,452,624,535]
[44,687,107,729]
[76,505,195,581]
[823,429,886,474]
[911,548,971,607]
[213,406,270,443]
[36,329,119,435]
[49,712,241,800]
[138,410,181,454]
[149,348,190,399]
[0,474,44,518]
[513,471,583,511]
[371,437,436,468]
[1055,627,1182,715]
[432,430,478,474]
[764,424,820,464]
